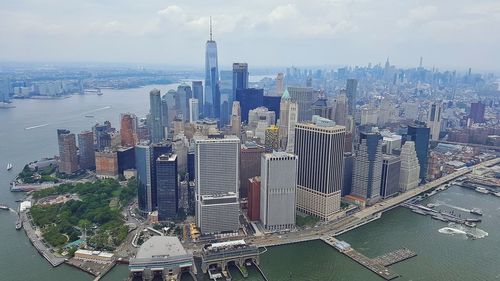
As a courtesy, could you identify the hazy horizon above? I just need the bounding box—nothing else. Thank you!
[1,1,500,73]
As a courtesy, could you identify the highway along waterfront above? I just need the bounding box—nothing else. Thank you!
[1,86,499,281]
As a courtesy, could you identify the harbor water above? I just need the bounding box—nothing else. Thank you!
[1,86,499,281]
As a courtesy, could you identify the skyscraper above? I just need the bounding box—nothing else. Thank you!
[189,98,199,123]
[230,101,242,137]
[240,142,265,199]
[204,19,220,119]
[94,123,111,151]
[95,151,118,179]
[195,135,240,234]
[78,130,95,170]
[351,132,383,205]
[312,98,332,119]
[346,79,358,116]
[120,113,137,147]
[156,153,179,220]
[260,152,297,230]
[294,116,346,220]
[404,121,430,183]
[264,125,280,152]
[57,129,78,174]
[380,155,401,198]
[232,63,248,100]
[470,102,486,123]
[399,141,421,192]
[247,177,261,221]
[274,73,284,96]
[176,84,192,122]
[287,86,313,121]
[235,88,264,123]
[149,89,165,143]
[333,92,347,126]
[192,81,204,117]
[427,101,443,141]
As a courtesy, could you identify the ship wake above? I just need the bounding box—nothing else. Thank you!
[438,223,488,239]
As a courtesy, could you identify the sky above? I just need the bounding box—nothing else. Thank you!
[1,0,499,72]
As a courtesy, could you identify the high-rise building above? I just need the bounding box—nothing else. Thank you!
[78,131,95,170]
[312,98,332,119]
[235,88,264,123]
[57,129,78,174]
[232,63,248,100]
[294,116,346,220]
[342,152,354,196]
[204,19,220,119]
[264,125,280,152]
[120,113,137,147]
[116,147,135,175]
[399,141,421,192]
[380,155,401,198]
[195,135,240,234]
[248,107,275,142]
[333,92,348,126]
[287,87,313,121]
[260,152,297,230]
[275,73,284,96]
[95,151,118,179]
[189,98,199,123]
[94,123,111,151]
[230,101,242,137]
[240,142,265,198]
[346,79,358,116]
[149,89,165,143]
[470,102,485,123]
[247,177,261,221]
[176,84,192,122]
[156,154,178,220]
[192,81,204,117]
[404,121,430,182]
[351,132,383,205]
[382,135,402,155]
[278,89,298,151]
[427,101,443,141]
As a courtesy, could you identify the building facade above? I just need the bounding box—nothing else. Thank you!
[404,121,430,182]
[57,129,78,174]
[78,130,95,170]
[156,154,178,220]
[380,155,401,198]
[399,141,421,192]
[287,86,313,122]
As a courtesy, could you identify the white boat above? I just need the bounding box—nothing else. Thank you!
[6,163,13,171]
[493,192,500,198]
[475,187,489,194]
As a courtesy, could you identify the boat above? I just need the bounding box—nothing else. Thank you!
[494,192,500,198]
[465,218,482,223]
[15,217,22,230]
[475,187,489,194]
[84,115,94,118]
[464,221,477,228]
[431,215,449,223]
[0,204,9,210]
[426,203,438,208]
[470,208,483,216]
[97,89,103,96]
[6,163,13,171]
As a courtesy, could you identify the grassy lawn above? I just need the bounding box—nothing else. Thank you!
[296,214,320,227]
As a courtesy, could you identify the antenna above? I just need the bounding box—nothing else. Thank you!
[209,16,213,41]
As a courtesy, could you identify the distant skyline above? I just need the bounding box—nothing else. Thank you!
[1,0,500,72]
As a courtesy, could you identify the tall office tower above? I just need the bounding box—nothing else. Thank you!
[78,131,95,170]
[380,155,401,198]
[427,101,443,141]
[378,98,396,126]
[94,123,111,151]
[470,102,485,123]
[382,135,402,155]
[263,95,281,117]
[275,73,284,96]
[360,105,378,125]
[240,142,265,198]
[248,107,276,141]
[260,152,298,230]
[278,89,297,149]
[351,132,383,205]
[156,153,179,220]
[187,146,195,182]
[149,89,165,143]
[346,79,358,116]
[194,135,240,234]
[399,141,421,192]
[294,116,346,220]
[57,129,78,174]
[232,63,249,100]
[264,125,280,152]
[189,98,199,123]
[204,19,219,118]
[287,86,313,121]
[120,113,137,147]
[192,81,204,117]
[176,84,192,121]
[404,121,430,182]
[172,134,188,175]
[236,88,264,123]
[247,177,261,221]
[116,147,135,175]
[95,151,118,179]
[230,101,242,137]
[135,142,172,215]
[403,102,419,120]
[286,102,299,153]
[333,92,347,126]
[342,152,354,196]
[0,78,11,103]
[219,70,233,127]
[312,98,332,119]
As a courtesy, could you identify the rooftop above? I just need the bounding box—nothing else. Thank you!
[136,236,187,259]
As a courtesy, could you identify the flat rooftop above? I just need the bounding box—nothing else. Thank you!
[136,236,187,259]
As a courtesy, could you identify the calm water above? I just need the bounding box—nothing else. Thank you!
[1,86,499,281]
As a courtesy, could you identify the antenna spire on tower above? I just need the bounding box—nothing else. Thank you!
[209,16,213,41]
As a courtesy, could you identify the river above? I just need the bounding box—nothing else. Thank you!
[1,84,499,281]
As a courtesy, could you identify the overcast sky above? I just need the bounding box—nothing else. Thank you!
[1,0,499,72]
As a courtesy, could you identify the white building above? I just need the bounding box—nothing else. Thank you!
[399,141,421,192]
[260,152,298,231]
[189,98,199,123]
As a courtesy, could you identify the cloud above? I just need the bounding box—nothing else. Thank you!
[398,5,438,27]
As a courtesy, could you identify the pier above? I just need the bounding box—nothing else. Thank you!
[321,235,416,280]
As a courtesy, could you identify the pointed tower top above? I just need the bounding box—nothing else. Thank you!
[209,16,213,41]
[281,89,291,100]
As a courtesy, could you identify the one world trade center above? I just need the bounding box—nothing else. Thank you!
[204,18,220,119]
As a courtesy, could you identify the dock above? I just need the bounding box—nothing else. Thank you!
[321,235,416,280]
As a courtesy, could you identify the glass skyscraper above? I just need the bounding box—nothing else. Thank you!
[204,20,219,119]
[404,121,430,183]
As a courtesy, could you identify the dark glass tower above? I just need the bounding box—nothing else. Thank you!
[346,79,358,116]
[232,63,248,100]
[192,81,204,118]
[404,121,430,183]
[149,89,164,143]
[156,154,178,220]
[235,88,264,123]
